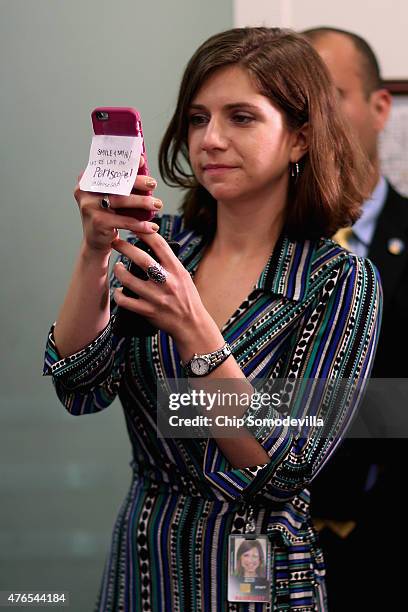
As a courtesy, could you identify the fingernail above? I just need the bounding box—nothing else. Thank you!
[153,198,163,210]
[145,178,157,188]
[150,223,160,231]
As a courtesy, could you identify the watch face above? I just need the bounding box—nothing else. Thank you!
[190,357,210,376]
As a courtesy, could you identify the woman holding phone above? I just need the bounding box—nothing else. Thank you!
[43,28,382,611]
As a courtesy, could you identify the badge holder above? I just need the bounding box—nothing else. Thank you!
[227,505,273,603]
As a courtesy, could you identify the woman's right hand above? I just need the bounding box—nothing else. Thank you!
[74,155,162,255]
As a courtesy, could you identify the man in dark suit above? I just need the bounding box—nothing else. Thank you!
[302,27,408,610]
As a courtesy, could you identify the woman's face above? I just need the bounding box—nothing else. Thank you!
[240,546,261,575]
[187,65,298,205]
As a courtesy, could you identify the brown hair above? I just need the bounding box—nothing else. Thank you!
[158,27,370,242]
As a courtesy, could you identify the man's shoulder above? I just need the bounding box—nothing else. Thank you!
[383,182,408,220]
[368,182,408,265]
[386,182,408,202]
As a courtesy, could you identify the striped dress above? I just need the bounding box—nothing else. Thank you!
[43,214,382,611]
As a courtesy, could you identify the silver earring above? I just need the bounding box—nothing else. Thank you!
[290,161,300,183]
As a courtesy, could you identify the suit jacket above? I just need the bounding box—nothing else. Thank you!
[311,183,408,521]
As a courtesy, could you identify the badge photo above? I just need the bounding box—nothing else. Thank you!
[227,534,272,603]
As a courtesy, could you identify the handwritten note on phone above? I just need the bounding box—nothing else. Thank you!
[79,134,143,195]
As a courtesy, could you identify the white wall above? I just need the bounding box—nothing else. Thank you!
[0,0,232,399]
[234,0,408,78]
[0,2,233,607]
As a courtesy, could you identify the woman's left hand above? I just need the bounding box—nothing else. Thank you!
[112,232,211,344]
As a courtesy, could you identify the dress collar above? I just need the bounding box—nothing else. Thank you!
[175,227,315,303]
[254,233,314,301]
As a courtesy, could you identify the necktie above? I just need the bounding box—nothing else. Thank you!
[332,227,353,251]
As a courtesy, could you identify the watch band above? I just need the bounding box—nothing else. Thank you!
[182,342,232,377]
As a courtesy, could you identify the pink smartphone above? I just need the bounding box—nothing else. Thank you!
[91,107,155,221]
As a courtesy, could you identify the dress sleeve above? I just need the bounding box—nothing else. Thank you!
[203,256,383,502]
[42,214,182,416]
[42,247,129,415]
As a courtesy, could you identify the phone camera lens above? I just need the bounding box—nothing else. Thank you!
[96,111,109,121]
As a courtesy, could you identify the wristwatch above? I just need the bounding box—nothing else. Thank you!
[182,342,232,377]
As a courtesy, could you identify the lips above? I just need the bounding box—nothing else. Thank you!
[203,164,234,170]
[202,164,238,175]
[203,164,236,170]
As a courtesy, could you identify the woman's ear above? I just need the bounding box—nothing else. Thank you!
[290,123,309,162]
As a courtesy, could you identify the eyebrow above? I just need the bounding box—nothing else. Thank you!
[188,102,261,111]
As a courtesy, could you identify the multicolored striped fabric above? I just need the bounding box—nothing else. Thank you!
[43,214,382,611]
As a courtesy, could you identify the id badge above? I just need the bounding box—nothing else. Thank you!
[227,533,272,603]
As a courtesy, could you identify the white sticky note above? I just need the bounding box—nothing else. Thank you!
[79,134,143,195]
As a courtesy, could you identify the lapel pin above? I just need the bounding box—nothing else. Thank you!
[387,238,405,256]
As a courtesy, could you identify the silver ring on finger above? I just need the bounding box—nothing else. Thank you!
[100,195,111,209]
[146,262,168,285]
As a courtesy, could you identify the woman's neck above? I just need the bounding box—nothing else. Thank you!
[210,192,286,260]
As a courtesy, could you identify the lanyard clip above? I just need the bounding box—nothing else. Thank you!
[245,505,256,534]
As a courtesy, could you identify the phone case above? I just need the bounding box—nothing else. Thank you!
[113,240,181,337]
[91,107,155,221]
